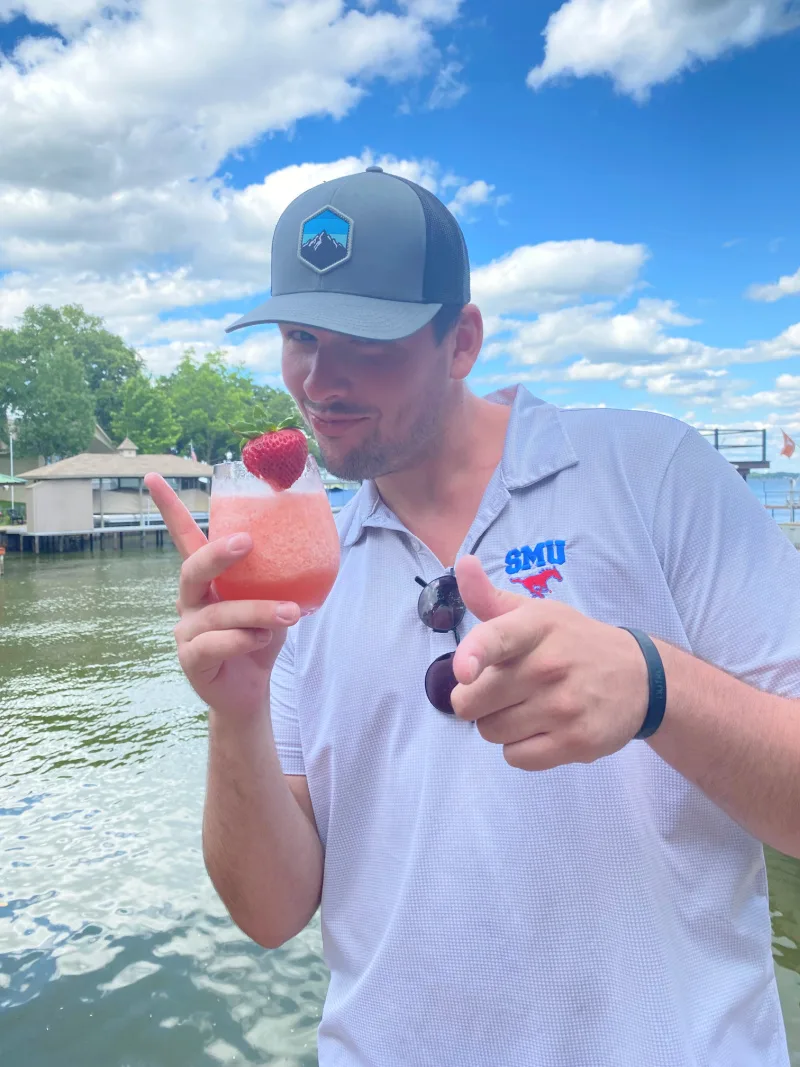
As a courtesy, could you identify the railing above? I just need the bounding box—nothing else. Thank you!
[755,473,799,523]
[698,428,768,472]
[765,504,798,522]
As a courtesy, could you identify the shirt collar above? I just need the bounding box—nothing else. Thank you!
[339,385,578,548]
[492,384,579,490]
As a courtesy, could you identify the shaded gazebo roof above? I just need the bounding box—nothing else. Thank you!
[22,454,213,480]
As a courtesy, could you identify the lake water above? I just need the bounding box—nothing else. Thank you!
[325,487,357,512]
[2,548,800,1065]
[749,475,800,519]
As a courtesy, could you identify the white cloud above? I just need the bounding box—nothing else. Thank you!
[137,322,284,379]
[722,374,800,411]
[0,150,502,371]
[747,266,800,302]
[401,0,463,20]
[480,294,800,407]
[631,371,726,397]
[0,150,499,282]
[484,296,800,371]
[472,240,649,316]
[427,59,468,108]
[527,0,800,100]
[0,0,118,33]
[752,321,800,360]
[0,0,460,197]
[447,180,498,218]
[763,414,800,442]
[0,267,248,332]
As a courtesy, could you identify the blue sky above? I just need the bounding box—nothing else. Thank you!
[0,0,799,467]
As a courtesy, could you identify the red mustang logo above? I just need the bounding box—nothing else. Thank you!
[510,567,563,599]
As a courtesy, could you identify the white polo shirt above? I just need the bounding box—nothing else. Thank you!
[270,384,800,1067]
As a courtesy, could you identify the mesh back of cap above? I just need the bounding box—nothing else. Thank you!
[393,177,471,304]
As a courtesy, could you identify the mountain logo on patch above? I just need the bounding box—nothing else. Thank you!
[298,206,353,274]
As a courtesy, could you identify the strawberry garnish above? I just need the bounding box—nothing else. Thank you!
[231,413,309,491]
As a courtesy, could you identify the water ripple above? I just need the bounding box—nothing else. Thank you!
[1,552,328,1066]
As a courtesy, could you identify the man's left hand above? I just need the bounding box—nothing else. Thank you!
[451,555,651,771]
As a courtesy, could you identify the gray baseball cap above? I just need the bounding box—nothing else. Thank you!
[225,166,471,341]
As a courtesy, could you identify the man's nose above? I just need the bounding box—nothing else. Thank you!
[302,348,351,406]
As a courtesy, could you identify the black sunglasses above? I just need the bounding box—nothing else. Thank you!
[415,570,466,715]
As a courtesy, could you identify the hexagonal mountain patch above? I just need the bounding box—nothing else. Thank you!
[298,206,352,273]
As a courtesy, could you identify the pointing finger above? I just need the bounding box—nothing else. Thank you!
[144,472,207,561]
[454,555,525,623]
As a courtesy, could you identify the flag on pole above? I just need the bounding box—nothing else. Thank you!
[780,429,795,458]
[190,441,198,463]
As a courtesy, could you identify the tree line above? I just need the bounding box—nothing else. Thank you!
[0,304,318,466]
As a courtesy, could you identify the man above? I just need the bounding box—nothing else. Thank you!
[147,166,800,1066]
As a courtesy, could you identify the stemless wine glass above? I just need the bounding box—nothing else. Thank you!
[208,455,340,615]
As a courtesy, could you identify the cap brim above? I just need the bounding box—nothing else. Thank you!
[225,291,442,342]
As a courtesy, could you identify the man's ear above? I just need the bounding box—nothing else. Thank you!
[450,304,484,382]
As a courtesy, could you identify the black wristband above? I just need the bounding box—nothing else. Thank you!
[618,627,667,740]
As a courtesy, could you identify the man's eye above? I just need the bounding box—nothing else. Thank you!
[287,329,317,343]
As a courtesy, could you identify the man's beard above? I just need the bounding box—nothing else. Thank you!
[317,391,446,482]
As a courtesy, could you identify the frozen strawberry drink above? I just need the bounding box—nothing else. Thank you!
[209,420,340,614]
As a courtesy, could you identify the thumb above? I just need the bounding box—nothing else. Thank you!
[455,555,525,623]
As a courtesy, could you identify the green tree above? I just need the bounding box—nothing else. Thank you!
[162,350,256,463]
[17,304,143,432]
[0,328,24,442]
[16,343,95,460]
[251,383,299,424]
[110,375,181,455]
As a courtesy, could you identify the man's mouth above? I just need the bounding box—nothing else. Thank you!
[308,411,370,438]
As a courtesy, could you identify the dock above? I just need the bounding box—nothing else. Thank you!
[699,427,770,480]
[0,521,208,555]
[0,505,346,557]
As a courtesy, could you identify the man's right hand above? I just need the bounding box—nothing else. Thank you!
[144,473,300,719]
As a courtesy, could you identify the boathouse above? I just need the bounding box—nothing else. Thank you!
[21,437,212,535]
